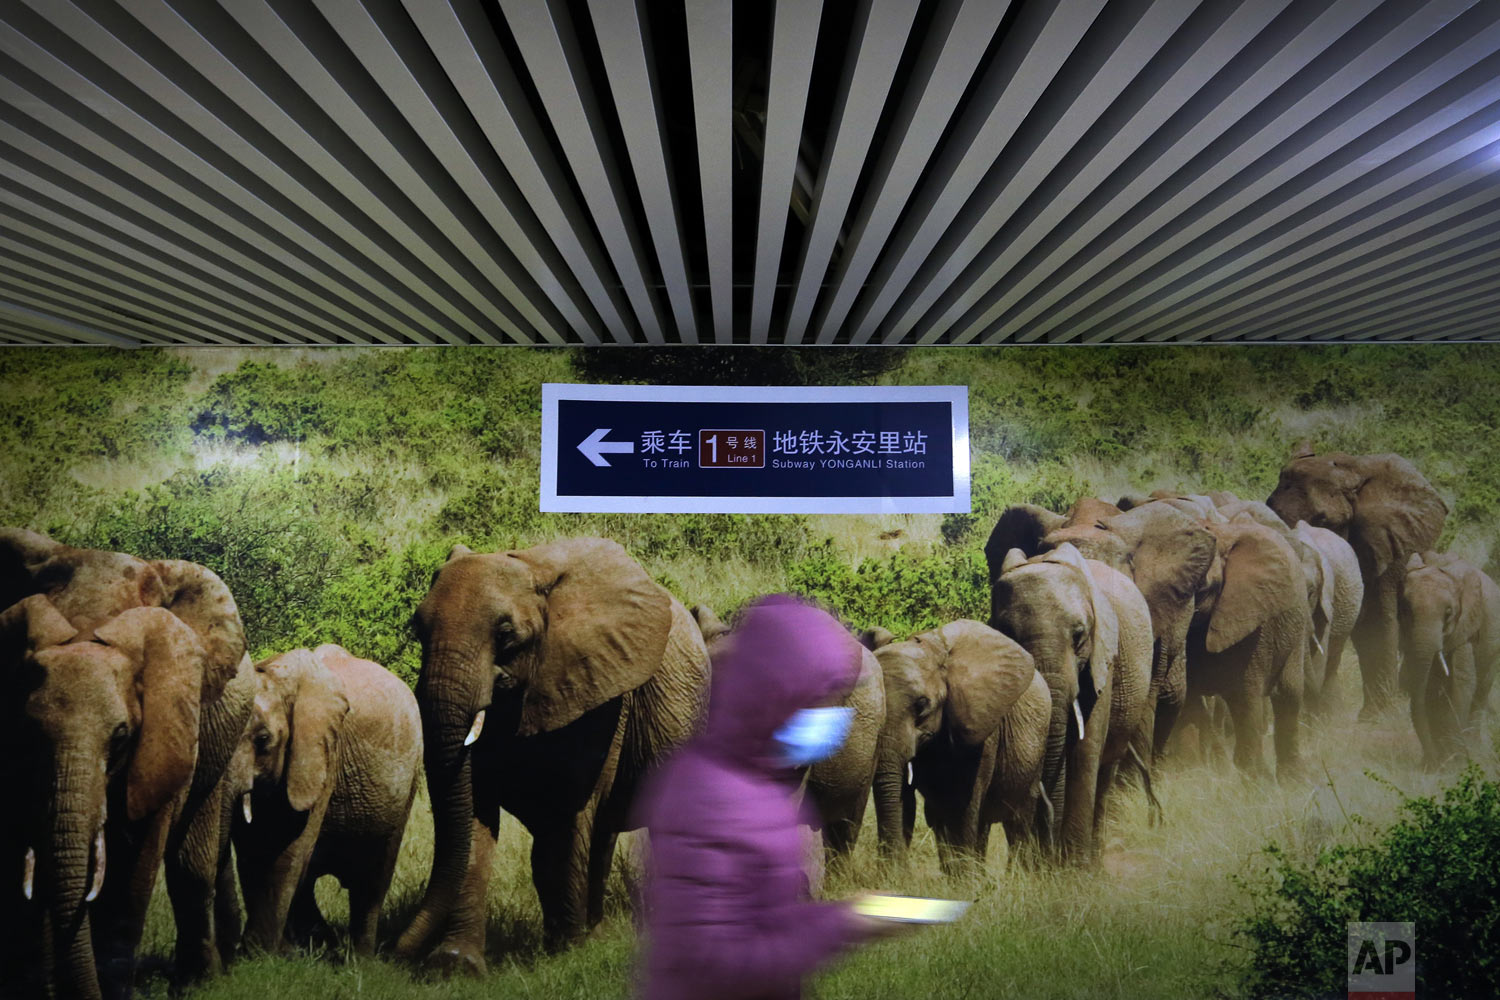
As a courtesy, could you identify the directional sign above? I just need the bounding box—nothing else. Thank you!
[540,384,969,513]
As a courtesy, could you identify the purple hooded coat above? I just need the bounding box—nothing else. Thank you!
[636,595,864,1000]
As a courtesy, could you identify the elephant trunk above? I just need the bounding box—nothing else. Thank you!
[1040,681,1070,852]
[397,656,484,961]
[1401,625,1444,697]
[44,798,103,1000]
[873,748,910,860]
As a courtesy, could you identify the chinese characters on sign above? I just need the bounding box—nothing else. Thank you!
[540,384,969,514]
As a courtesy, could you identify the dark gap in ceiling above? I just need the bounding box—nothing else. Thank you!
[644,0,711,340]
[564,0,669,336]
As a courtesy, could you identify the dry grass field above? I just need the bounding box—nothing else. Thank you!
[123,662,1480,1000]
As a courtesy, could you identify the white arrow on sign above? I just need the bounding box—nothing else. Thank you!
[577,428,635,467]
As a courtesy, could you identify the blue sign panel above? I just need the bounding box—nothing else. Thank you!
[540,385,969,513]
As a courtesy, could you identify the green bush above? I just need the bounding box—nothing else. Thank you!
[1232,765,1500,999]
[786,541,989,636]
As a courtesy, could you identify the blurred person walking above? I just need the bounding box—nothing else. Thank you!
[635,594,909,1000]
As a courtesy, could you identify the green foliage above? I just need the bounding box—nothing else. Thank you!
[70,467,365,660]
[786,541,989,636]
[7,342,1500,683]
[193,362,331,443]
[1233,766,1500,999]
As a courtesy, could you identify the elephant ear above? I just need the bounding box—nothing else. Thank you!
[1111,505,1216,610]
[1350,455,1447,577]
[1044,545,1115,702]
[149,560,246,705]
[286,648,351,813]
[0,594,79,655]
[858,626,895,651]
[1204,525,1300,654]
[985,505,1065,580]
[514,538,671,736]
[94,607,206,821]
[936,621,1034,747]
[0,528,62,610]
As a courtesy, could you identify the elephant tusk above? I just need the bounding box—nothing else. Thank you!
[23,848,34,901]
[906,762,913,786]
[1439,651,1451,677]
[1073,699,1085,740]
[86,828,105,902]
[464,709,486,747]
[1313,635,1325,658]
[242,792,253,825]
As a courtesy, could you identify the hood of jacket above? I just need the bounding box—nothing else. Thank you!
[698,594,861,768]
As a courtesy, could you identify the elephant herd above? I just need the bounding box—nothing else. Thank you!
[1,445,1493,998]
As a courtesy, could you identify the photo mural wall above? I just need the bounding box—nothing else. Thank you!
[2,343,1498,1000]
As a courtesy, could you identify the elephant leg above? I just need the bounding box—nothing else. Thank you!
[287,873,332,951]
[213,787,242,969]
[213,841,241,970]
[429,815,498,976]
[164,781,229,983]
[1351,570,1402,719]
[1092,761,1119,860]
[1226,691,1269,779]
[532,804,596,950]
[586,826,618,930]
[815,787,866,861]
[94,810,171,1000]
[238,799,329,955]
[1270,679,1305,782]
[344,831,403,957]
[1311,631,1350,718]
[1172,695,1211,767]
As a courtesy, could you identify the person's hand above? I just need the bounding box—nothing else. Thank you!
[847,894,926,942]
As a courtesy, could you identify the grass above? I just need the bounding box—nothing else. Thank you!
[121,663,1475,1000]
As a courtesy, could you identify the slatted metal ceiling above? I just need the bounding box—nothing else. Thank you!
[1,0,1499,348]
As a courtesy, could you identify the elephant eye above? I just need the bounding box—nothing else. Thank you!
[107,723,130,762]
[252,729,272,752]
[913,695,931,717]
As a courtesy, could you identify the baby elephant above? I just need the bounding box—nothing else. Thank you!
[233,644,421,955]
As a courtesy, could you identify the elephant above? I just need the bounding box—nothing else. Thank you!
[1,528,253,1000]
[1267,445,1447,717]
[690,602,885,859]
[232,644,421,956]
[394,537,710,976]
[986,500,1215,766]
[990,545,1156,864]
[1219,499,1337,708]
[1291,522,1363,715]
[1180,520,1311,781]
[1398,552,1500,769]
[870,619,1049,874]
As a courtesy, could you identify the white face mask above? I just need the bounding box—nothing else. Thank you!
[773,707,855,767]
